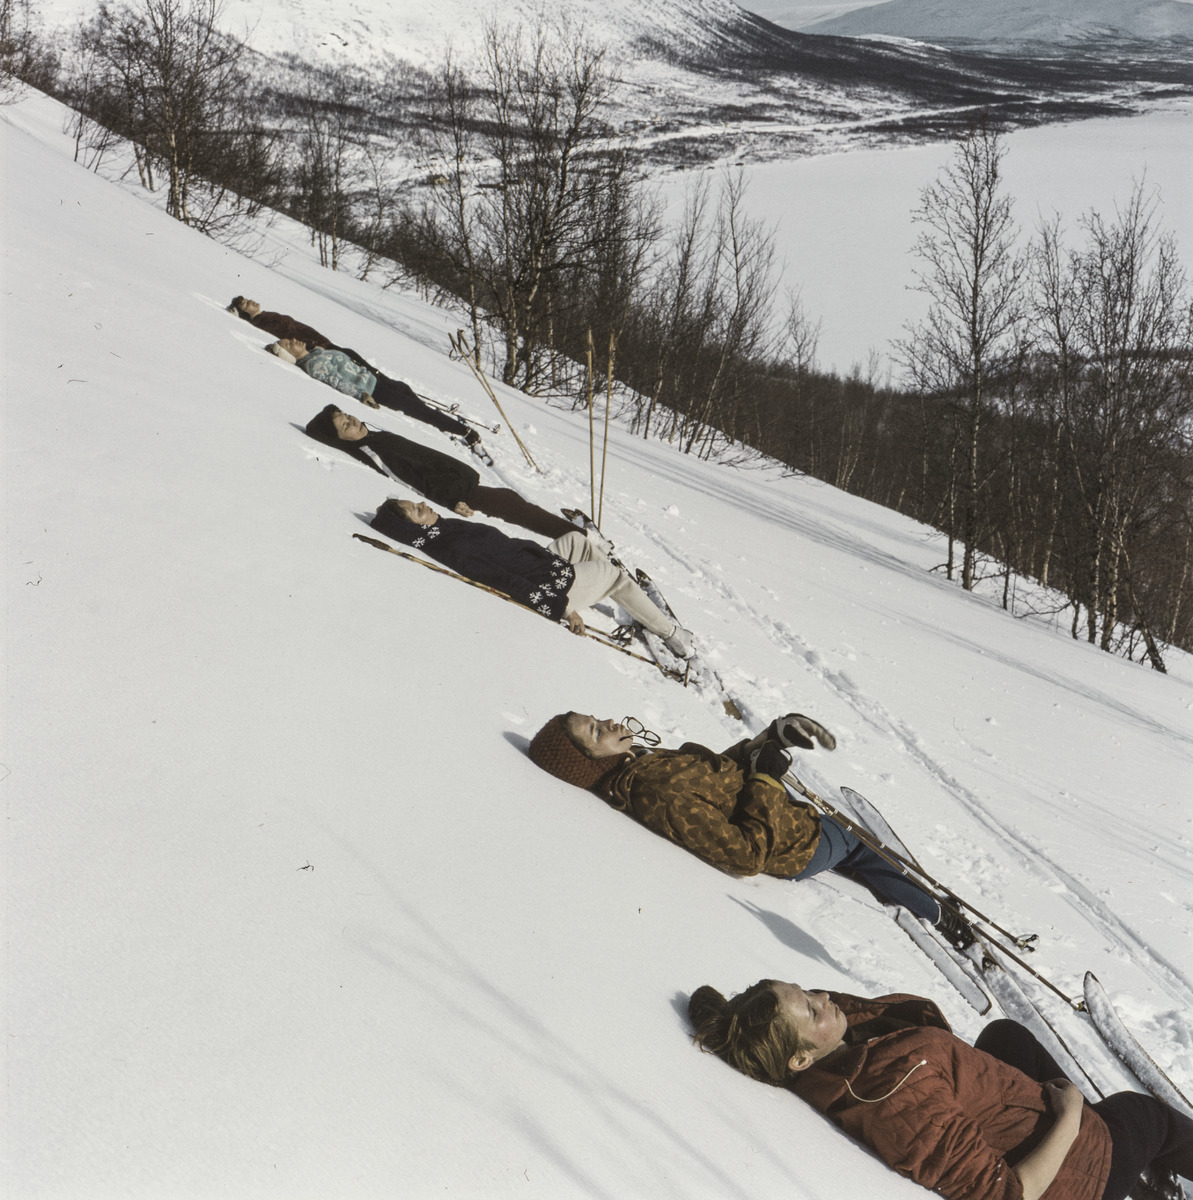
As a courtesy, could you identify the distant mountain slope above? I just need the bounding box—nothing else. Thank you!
[807,0,1193,41]
[34,0,1193,165]
[37,0,764,68]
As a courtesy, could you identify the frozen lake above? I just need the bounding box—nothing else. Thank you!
[657,102,1193,375]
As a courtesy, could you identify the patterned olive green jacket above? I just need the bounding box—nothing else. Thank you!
[598,742,821,877]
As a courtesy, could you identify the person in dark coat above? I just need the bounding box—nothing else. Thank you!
[370,497,693,654]
[229,296,476,441]
[527,712,972,943]
[304,405,572,541]
[688,980,1193,1200]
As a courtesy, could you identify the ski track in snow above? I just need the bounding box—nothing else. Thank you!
[592,476,1193,1023]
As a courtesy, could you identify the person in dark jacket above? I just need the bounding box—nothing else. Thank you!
[229,296,477,442]
[370,497,694,656]
[527,712,973,944]
[304,405,572,541]
[688,980,1193,1200]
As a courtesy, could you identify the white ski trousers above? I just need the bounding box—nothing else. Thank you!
[548,532,675,636]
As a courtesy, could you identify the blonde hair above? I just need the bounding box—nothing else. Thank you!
[689,980,815,1086]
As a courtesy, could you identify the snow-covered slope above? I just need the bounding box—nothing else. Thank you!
[808,0,1193,41]
[5,92,1193,1199]
[35,0,759,69]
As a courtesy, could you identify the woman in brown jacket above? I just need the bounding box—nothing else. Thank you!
[688,981,1192,1200]
[527,712,973,947]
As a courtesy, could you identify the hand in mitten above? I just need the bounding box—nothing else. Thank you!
[769,713,836,752]
[748,741,792,783]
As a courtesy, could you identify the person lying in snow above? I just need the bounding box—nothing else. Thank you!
[527,712,974,947]
[688,978,1192,1200]
[268,336,483,448]
[228,296,477,443]
[370,497,695,656]
[304,405,573,542]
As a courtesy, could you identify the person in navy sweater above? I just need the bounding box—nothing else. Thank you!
[370,497,693,655]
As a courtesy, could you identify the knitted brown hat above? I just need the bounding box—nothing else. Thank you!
[528,714,628,791]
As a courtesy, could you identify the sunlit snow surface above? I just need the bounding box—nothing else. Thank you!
[4,92,1192,1200]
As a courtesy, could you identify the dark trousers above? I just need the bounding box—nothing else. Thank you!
[975,1019,1193,1200]
[372,375,469,438]
[470,487,576,541]
[332,344,467,437]
[792,813,941,922]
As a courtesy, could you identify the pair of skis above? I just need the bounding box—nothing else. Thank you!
[559,509,749,724]
[632,569,748,724]
[791,774,1192,1126]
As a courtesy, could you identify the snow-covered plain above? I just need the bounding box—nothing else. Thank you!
[657,101,1193,374]
[4,92,1193,1199]
[805,0,1193,40]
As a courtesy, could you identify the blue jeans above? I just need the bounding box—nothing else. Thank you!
[792,813,941,922]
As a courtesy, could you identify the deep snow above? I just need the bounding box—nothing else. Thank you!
[4,92,1192,1199]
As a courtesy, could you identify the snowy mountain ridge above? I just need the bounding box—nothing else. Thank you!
[34,0,1193,167]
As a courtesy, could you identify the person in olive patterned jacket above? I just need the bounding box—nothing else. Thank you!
[528,712,973,946]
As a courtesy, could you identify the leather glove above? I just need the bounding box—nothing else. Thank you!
[748,741,792,782]
[768,713,836,752]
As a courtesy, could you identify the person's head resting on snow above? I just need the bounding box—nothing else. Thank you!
[381,498,438,527]
[688,979,845,1085]
[227,295,261,319]
[304,404,369,448]
[528,713,636,791]
[265,337,308,365]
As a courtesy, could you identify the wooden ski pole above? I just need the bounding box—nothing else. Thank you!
[448,330,540,471]
[586,329,596,517]
[786,774,1082,1007]
[598,331,614,529]
[352,534,680,678]
[412,390,501,433]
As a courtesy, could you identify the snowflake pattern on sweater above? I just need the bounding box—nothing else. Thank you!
[529,558,574,614]
[410,526,442,551]
[368,507,576,623]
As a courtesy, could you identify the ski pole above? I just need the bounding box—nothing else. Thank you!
[586,330,596,518]
[979,934,1084,1011]
[351,534,681,678]
[787,775,1040,954]
[448,331,540,472]
[788,775,1085,1008]
[598,330,614,528]
[413,390,501,434]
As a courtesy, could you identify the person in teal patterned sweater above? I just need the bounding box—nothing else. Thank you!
[265,336,482,446]
[293,343,376,400]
